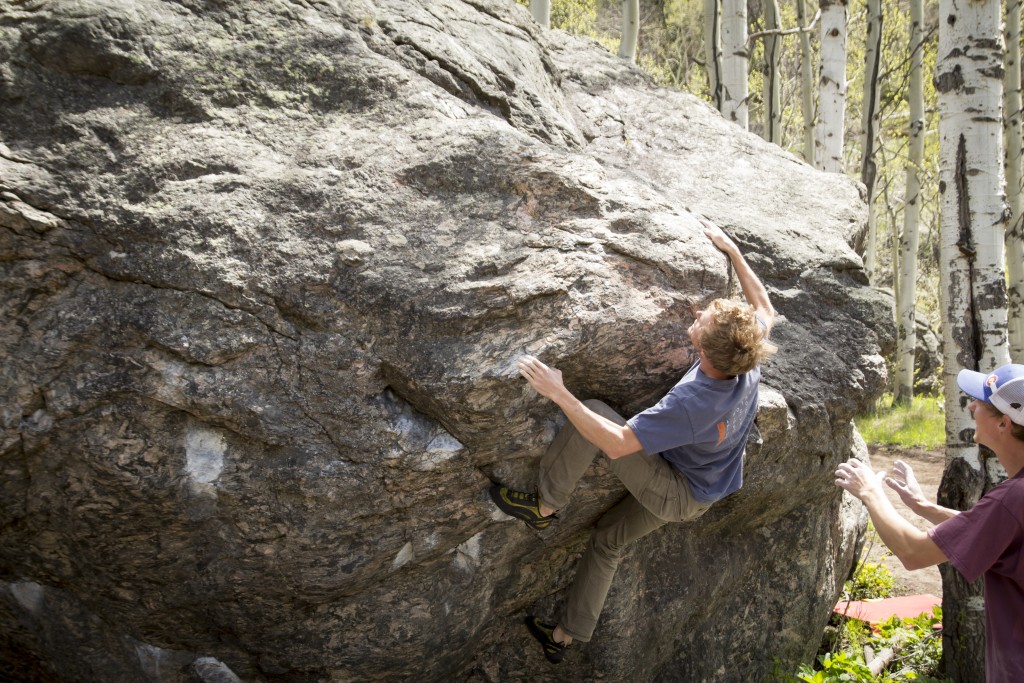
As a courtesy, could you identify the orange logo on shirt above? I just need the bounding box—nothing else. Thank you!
[717,421,727,445]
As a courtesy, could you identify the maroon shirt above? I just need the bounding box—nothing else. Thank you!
[929,470,1024,683]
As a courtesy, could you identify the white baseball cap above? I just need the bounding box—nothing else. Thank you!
[957,364,1024,427]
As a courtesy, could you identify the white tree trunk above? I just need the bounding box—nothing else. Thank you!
[1006,0,1024,360]
[720,0,749,128]
[816,0,848,172]
[936,0,1009,677]
[938,0,1010,474]
[704,0,724,110]
[796,0,816,164]
[861,0,883,279]
[530,0,550,28]
[891,191,899,304]
[895,0,925,405]
[619,0,640,62]
[762,0,783,143]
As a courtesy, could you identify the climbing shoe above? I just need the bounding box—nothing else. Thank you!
[489,485,555,530]
[525,615,570,664]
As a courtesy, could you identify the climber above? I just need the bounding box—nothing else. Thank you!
[490,216,776,664]
[835,363,1024,683]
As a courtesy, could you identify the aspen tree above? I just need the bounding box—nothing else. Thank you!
[1006,0,1024,360]
[861,0,883,278]
[762,0,783,143]
[796,0,816,164]
[619,0,639,62]
[894,0,926,405]
[721,0,749,127]
[936,0,1009,675]
[817,0,848,171]
[704,0,724,110]
[530,0,550,28]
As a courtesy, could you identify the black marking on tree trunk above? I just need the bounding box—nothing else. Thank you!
[955,135,975,258]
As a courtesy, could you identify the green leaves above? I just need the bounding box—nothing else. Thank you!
[797,651,873,682]
[843,560,896,600]
[788,565,948,682]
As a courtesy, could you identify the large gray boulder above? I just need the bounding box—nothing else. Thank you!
[0,0,891,681]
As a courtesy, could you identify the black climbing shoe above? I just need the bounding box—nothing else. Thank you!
[489,485,555,530]
[525,615,570,664]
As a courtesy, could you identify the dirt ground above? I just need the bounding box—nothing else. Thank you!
[860,446,946,597]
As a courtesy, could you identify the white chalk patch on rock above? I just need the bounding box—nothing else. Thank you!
[135,643,172,679]
[185,427,226,484]
[453,532,483,572]
[190,656,243,683]
[9,580,44,614]
[414,433,464,471]
[380,390,466,471]
[392,541,415,569]
[490,506,515,522]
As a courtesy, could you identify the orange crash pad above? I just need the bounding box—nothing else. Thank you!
[834,594,941,629]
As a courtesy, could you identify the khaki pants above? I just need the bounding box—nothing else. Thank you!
[538,399,710,642]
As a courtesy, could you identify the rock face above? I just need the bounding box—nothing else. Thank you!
[914,315,942,395]
[0,1,891,681]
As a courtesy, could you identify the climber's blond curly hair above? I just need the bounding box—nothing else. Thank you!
[698,299,777,376]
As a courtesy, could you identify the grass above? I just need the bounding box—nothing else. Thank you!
[854,394,945,450]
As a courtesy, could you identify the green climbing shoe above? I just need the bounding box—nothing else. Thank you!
[525,615,570,664]
[488,485,555,530]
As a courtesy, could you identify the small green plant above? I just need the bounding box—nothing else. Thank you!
[788,560,950,683]
[796,651,872,682]
[854,393,945,449]
[792,609,948,682]
[843,560,896,601]
[876,609,946,681]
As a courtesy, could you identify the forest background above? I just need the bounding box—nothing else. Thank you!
[521,0,1020,391]
[520,1,1022,678]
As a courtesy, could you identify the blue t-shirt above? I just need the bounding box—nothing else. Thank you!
[626,361,760,503]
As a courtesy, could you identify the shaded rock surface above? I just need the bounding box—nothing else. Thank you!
[913,315,942,395]
[0,0,890,681]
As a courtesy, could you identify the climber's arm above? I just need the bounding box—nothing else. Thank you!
[516,355,642,459]
[699,216,775,332]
